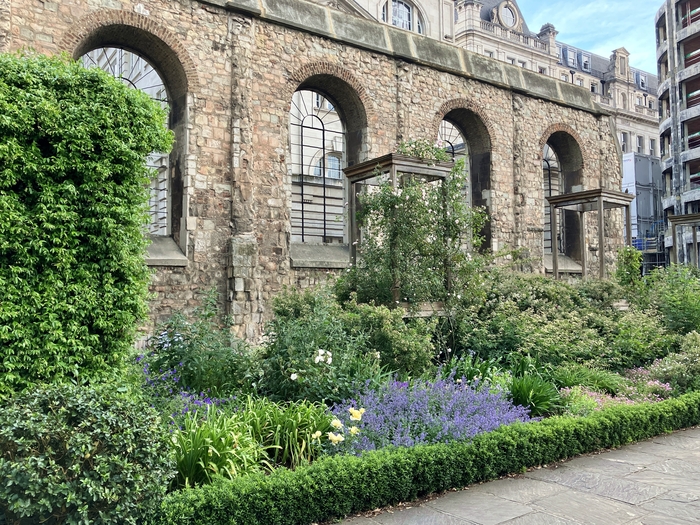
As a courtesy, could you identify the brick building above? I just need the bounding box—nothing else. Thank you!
[0,0,626,339]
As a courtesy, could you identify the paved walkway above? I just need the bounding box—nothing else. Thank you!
[340,427,700,525]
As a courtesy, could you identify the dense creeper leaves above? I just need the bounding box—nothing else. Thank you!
[0,53,172,396]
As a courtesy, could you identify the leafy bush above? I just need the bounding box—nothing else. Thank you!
[508,374,560,417]
[171,407,266,489]
[260,288,397,403]
[153,392,700,525]
[438,353,502,386]
[0,53,171,397]
[558,386,603,417]
[550,363,626,395]
[143,293,262,397]
[230,396,332,470]
[0,384,173,524]
[328,375,529,453]
[574,278,624,310]
[614,246,642,288]
[645,265,700,334]
[645,331,700,395]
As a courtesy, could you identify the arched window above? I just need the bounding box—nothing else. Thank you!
[543,144,563,255]
[289,90,346,244]
[438,119,468,162]
[80,47,170,236]
[382,1,424,34]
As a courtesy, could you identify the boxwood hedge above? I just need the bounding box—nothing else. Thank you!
[152,392,700,525]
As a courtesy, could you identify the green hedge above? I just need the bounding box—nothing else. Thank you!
[152,392,700,525]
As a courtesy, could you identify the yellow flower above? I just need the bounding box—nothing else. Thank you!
[349,426,360,435]
[348,407,365,421]
[331,418,343,429]
[327,432,345,445]
[311,431,322,439]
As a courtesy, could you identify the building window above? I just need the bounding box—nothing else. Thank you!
[561,73,568,82]
[382,1,424,34]
[621,93,627,110]
[518,60,527,68]
[649,99,655,110]
[576,78,584,87]
[538,66,547,75]
[290,90,346,244]
[556,44,563,64]
[581,54,591,72]
[650,138,657,156]
[590,83,598,93]
[637,135,644,153]
[484,49,494,58]
[567,47,577,68]
[507,57,516,65]
[636,96,643,106]
[621,131,629,153]
[639,74,647,89]
[438,119,468,162]
[81,47,170,237]
[620,56,627,76]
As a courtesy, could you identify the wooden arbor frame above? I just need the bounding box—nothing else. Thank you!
[669,213,700,267]
[343,153,454,304]
[545,189,635,279]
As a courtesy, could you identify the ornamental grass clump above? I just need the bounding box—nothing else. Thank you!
[329,375,530,453]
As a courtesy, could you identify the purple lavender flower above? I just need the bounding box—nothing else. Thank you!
[330,375,530,454]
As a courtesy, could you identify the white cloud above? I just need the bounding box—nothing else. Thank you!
[517,0,660,73]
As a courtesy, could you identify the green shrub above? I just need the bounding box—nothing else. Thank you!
[644,264,700,334]
[646,331,700,395]
[144,292,262,397]
[558,386,602,417]
[172,407,266,489]
[614,246,642,288]
[0,384,173,524]
[0,53,172,397]
[260,288,396,403]
[574,278,624,310]
[508,374,560,417]
[550,363,626,395]
[152,392,700,525]
[439,354,502,386]
[230,396,332,469]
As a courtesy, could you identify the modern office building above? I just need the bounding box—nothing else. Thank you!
[656,0,700,264]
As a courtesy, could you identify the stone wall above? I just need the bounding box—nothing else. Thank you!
[0,0,625,341]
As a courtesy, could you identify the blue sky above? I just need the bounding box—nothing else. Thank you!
[516,0,661,74]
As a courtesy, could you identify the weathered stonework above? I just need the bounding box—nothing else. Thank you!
[0,0,626,340]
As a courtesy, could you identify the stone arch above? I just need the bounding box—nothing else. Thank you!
[433,98,495,250]
[287,62,373,167]
[539,124,587,263]
[538,123,588,171]
[61,10,199,250]
[59,10,199,97]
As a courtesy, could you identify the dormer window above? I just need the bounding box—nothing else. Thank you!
[382,1,424,34]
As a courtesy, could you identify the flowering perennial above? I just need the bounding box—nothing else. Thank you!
[331,376,530,453]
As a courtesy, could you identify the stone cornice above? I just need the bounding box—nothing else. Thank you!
[204,0,610,117]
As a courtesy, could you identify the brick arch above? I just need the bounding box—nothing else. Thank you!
[58,10,199,94]
[538,123,589,170]
[286,61,376,124]
[432,98,496,149]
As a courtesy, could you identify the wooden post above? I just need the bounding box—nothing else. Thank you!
[598,196,605,279]
[694,226,698,268]
[551,203,559,280]
[673,222,678,264]
[625,205,632,247]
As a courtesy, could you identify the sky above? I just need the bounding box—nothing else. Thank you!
[516,0,661,74]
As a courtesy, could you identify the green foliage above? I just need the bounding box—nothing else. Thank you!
[340,297,436,376]
[508,374,560,417]
[396,138,451,163]
[614,246,642,287]
[575,279,624,310]
[338,153,487,306]
[439,353,502,386]
[558,386,601,417]
[152,392,700,525]
[171,407,266,489]
[550,363,627,395]
[644,265,700,334]
[144,292,262,397]
[260,287,390,404]
[0,384,173,524]
[230,396,332,470]
[646,331,700,395]
[0,53,172,396]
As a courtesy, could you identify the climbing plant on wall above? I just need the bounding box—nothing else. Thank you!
[0,53,172,397]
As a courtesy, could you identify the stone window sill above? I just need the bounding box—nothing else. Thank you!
[146,235,188,267]
[290,243,350,269]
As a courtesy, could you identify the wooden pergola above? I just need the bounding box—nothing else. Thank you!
[545,189,635,279]
[343,153,453,265]
[669,213,700,267]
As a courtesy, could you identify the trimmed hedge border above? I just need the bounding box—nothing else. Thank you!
[152,392,700,525]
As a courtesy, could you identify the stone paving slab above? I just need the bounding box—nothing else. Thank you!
[336,427,700,525]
